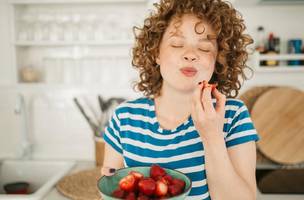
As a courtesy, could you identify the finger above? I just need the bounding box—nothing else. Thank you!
[212,87,226,115]
[192,83,204,115]
[101,166,116,176]
[201,84,215,114]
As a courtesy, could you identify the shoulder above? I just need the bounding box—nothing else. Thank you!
[223,98,247,119]
[114,97,154,115]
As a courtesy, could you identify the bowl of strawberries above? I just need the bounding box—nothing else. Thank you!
[97,164,192,200]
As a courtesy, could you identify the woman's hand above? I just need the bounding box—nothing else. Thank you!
[191,81,226,141]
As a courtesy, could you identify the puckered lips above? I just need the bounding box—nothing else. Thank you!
[180,67,197,77]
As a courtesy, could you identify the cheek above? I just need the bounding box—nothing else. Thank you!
[201,54,216,70]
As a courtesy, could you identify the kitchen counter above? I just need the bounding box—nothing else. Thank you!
[43,161,304,200]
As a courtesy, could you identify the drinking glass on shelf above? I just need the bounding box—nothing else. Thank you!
[94,15,105,41]
[19,12,35,41]
[55,12,68,41]
[38,12,52,41]
[49,12,61,41]
[71,13,81,41]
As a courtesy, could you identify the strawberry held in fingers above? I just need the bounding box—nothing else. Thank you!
[199,80,218,91]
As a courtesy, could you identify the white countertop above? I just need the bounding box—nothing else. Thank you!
[43,161,304,200]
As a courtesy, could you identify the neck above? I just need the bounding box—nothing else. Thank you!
[154,82,193,121]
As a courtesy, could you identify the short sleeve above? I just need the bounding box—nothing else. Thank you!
[225,101,260,148]
[102,110,123,154]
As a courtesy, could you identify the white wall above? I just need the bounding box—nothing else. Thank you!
[0,1,303,161]
[0,1,14,85]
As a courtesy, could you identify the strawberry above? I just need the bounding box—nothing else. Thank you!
[168,184,183,196]
[171,178,185,190]
[168,178,185,196]
[137,194,150,200]
[111,188,125,198]
[138,177,156,196]
[119,174,136,192]
[125,192,136,200]
[129,171,144,181]
[155,180,168,197]
[150,164,166,180]
[137,193,150,200]
[161,174,173,185]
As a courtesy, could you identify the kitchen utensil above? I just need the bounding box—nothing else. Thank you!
[239,86,277,164]
[251,87,304,165]
[73,98,98,134]
[98,166,192,200]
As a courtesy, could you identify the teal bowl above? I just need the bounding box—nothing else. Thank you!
[97,166,192,200]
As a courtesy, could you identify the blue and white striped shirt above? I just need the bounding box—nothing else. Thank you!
[103,97,259,200]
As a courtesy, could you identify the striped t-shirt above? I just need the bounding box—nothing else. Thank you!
[103,97,259,200]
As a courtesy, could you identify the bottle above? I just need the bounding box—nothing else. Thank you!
[265,33,279,66]
[255,26,266,53]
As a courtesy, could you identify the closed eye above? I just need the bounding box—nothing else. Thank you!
[171,44,183,48]
[198,48,211,53]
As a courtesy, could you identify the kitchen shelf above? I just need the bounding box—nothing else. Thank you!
[259,54,304,60]
[252,52,304,72]
[254,66,304,73]
[14,40,134,46]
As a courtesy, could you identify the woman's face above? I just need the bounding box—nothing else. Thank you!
[156,14,218,93]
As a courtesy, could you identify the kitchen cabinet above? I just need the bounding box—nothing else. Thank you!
[7,0,148,95]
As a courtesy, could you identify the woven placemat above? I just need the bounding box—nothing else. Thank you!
[56,168,102,200]
[238,86,277,164]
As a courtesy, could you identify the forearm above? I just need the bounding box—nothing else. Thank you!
[202,134,255,200]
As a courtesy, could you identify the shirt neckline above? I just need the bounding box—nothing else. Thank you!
[147,98,192,134]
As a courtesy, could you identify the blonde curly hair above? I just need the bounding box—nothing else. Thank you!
[132,0,253,98]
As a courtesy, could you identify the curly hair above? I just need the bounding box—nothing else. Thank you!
[132,0,253,98]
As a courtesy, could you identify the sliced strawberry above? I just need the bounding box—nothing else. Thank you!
[111,188,125,198]
[125,191,136,200]
[119,174,136,192]
[161,174,173,185]
[155,180,168,197]
[138,177,156,196]
[129,171,144,181]
[150,164,166,180]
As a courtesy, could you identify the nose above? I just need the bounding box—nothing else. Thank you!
[184,56,196,61]
[183,50,198,62]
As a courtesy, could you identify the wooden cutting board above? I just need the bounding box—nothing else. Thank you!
[251,87,304,165]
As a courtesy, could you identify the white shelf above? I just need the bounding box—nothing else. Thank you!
[259,54,304,61]
[254,66,304,73]
[9,0,147,4]
[14,40,134,46]
[252,52,304,73]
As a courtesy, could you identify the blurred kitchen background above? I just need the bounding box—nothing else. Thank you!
[0,0,303,199]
